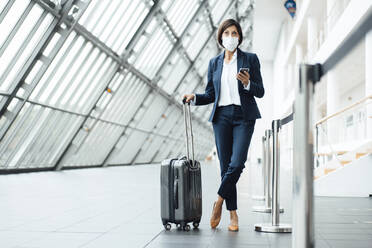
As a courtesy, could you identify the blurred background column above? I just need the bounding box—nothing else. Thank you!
[366,30,372,139]
[307,17,318,59]
[295,44,303,64]
[326,71,340,144]
[326,0,337,33]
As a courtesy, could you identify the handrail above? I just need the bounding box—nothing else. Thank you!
[315,94,372,126]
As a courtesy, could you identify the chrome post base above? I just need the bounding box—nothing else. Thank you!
[252,206,284,213]
[255,223,292,233]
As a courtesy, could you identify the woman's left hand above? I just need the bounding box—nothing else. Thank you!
[236,71,250,87]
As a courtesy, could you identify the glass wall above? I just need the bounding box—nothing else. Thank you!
[0,0,255,172]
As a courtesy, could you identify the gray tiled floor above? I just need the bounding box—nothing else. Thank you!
[0,161,371,247]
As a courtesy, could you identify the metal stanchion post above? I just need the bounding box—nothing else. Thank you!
[254,120,291,232]
[292,64,316,247]
[252,134,267,201]
[253,130,284,213]
[262,135,267,198]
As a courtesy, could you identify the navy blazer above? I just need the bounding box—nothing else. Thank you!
[195,48,264,122]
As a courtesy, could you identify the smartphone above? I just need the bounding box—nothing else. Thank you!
[239,67,250,74]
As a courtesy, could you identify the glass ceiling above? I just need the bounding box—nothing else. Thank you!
[0,0,255,172]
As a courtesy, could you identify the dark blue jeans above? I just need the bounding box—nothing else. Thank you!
[212,104,255,210]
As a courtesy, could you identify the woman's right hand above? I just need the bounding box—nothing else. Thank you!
[182,94,195,103]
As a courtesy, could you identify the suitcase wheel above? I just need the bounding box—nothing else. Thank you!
[183,224,191,231]
[164,223,171,231]
[193,222,199,229]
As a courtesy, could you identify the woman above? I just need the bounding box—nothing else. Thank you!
[183,19,264,232]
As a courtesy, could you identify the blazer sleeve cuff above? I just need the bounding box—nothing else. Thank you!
[190,94,196,105]
[243,81,251,91]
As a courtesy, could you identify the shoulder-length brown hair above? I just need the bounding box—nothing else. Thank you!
[217,19,243,48]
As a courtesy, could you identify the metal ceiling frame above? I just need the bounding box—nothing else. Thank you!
[100,0,235,166]
[0,0,255,172]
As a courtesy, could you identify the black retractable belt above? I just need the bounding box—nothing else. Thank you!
[280,112,294,127]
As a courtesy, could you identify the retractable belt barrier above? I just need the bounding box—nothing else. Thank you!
[254,110,293,233]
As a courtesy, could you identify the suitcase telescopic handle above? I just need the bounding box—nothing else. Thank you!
[182,98,195,168]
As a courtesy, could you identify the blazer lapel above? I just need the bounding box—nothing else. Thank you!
[215,51,224,96]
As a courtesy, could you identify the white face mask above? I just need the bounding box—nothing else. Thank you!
[222,36,239,52]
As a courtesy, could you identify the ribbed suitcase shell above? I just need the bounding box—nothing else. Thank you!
[160,100,202,230]
[160,157,202,230]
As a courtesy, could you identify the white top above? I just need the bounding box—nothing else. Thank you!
[218,49,250,106]
[192,49,250,106]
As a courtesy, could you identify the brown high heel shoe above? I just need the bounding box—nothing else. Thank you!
[210,202,222,228]
[228,224,239,232]
[228,212,239,232]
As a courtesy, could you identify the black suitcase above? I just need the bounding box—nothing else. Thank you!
[160,100,202,231]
